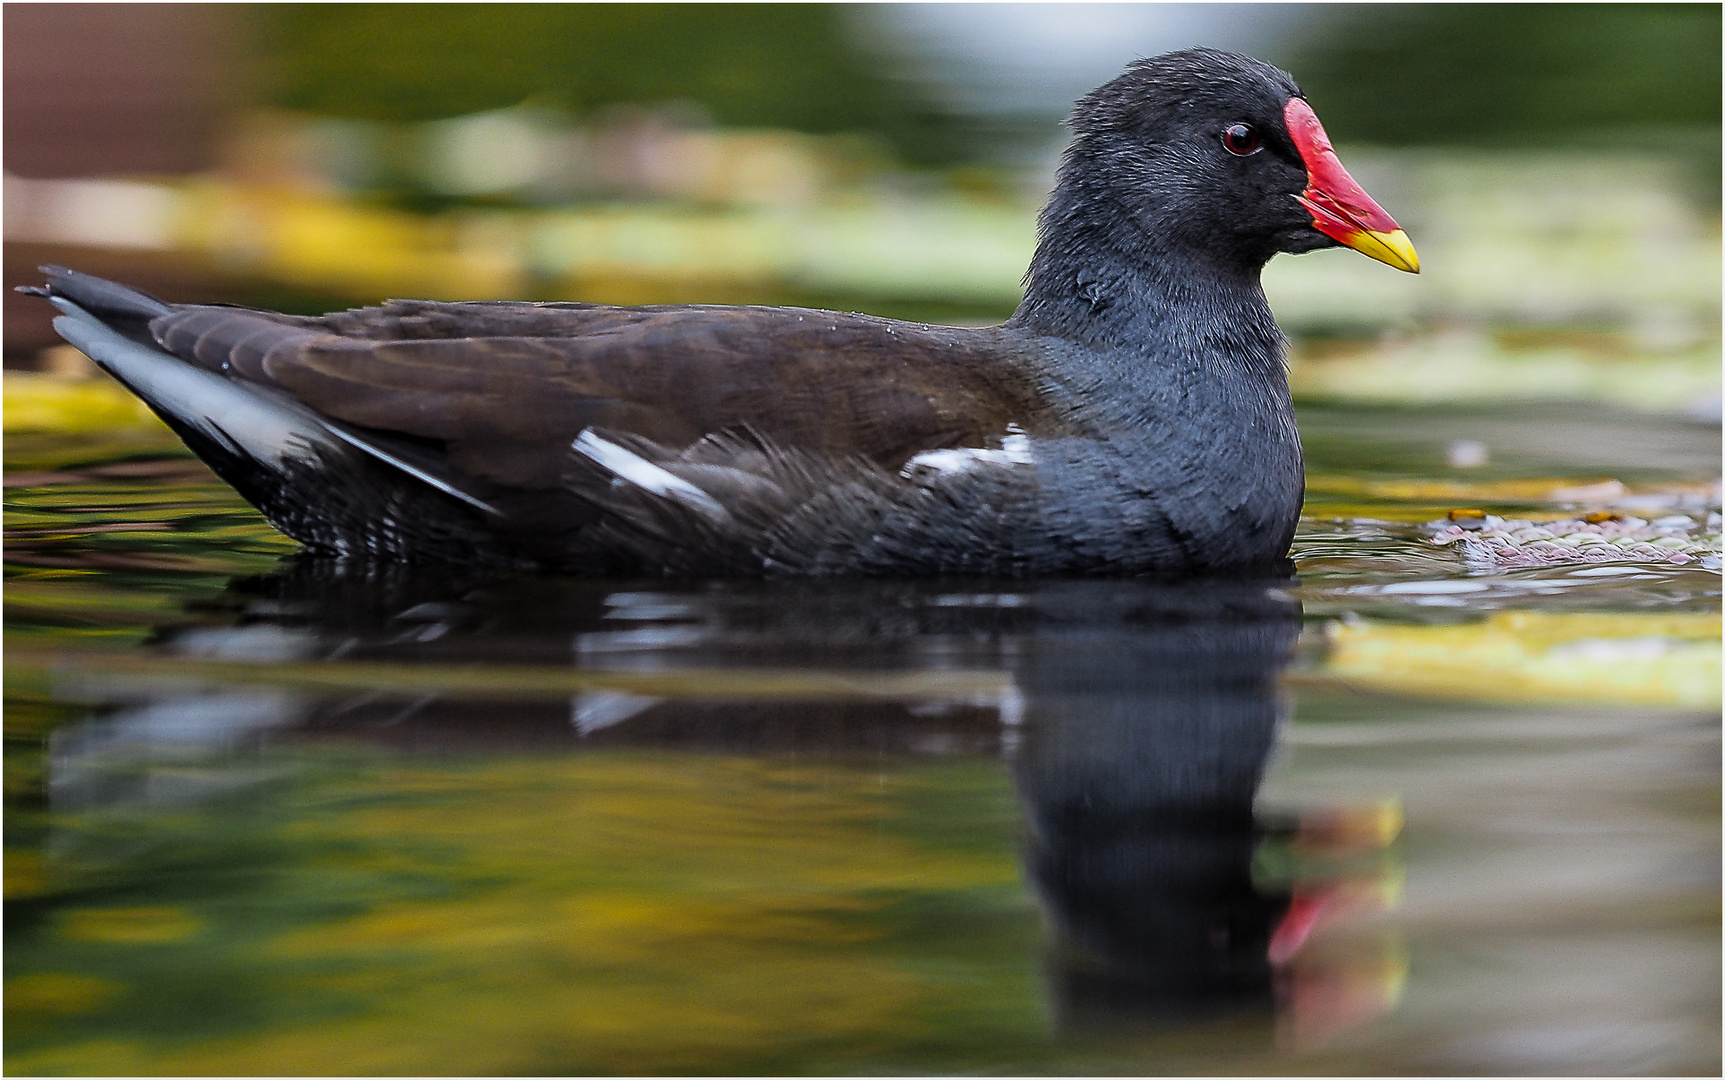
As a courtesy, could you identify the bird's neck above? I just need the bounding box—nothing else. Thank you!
[1007,181,1285,378]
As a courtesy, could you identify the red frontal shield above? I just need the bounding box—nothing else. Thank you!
[1284,98,1419,273]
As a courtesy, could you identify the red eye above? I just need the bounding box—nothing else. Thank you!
[1222,123,1260,156]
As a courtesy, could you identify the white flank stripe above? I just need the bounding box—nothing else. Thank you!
[572,431,728,521]
[902,430,1036,478]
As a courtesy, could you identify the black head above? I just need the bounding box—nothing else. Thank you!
[1042,48,1415,278]
[1069,50,1315,267]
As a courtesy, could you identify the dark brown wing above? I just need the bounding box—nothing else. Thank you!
[148,301,1052,489]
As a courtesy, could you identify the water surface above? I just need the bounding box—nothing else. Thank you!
[5,401,1719,1075]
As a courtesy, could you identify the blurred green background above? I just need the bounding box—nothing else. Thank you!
[4,13,1719,1074]
[253,4,1723,161]
[5,2,1720,414]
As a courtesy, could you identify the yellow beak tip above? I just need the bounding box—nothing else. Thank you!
[1361,229,1420,274]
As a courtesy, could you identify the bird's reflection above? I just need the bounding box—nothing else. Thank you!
[50,556,1399,1046]
[1010,581,1297,1030]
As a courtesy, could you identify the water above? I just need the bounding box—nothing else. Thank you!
[5,402,1719,1075]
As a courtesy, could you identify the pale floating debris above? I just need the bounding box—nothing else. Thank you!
[1426,504,1723,570]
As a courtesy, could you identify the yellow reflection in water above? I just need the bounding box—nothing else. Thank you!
[1324,611,1720,707]
[10,755,1035,1077]
[59,908,203,945]
[6,974,123,1017]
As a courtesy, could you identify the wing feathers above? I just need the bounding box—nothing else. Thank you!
[140,298,1051,494]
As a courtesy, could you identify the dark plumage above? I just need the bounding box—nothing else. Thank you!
[25,49,1416,577]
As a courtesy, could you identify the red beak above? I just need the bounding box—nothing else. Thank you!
[1284,98,1419,273]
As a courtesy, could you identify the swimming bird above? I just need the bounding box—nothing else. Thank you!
[25,49,1416,577]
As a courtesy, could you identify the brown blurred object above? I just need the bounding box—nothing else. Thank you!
[4,4,242,178]
[37,343,100,380]
[4,4,249,364]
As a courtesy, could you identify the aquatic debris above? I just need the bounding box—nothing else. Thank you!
[1428,508,1722,570]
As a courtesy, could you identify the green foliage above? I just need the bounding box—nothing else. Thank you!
[259,4,970,164]
[1284,4,1722,145]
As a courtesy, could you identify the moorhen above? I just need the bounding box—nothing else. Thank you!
[26,49,1416,577]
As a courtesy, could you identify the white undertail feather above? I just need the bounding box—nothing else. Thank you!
[52,303,332,469]
[572,430,730,522]
[51,299,501,517]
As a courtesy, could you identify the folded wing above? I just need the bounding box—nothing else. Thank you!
[149,299,1051,491]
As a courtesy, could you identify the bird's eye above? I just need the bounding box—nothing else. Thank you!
[1222,123,1260,156]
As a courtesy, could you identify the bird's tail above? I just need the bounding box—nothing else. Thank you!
[19,266,504,527]
[16,265,172,343]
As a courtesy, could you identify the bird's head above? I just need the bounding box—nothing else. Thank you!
[1062,48,1419,275]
